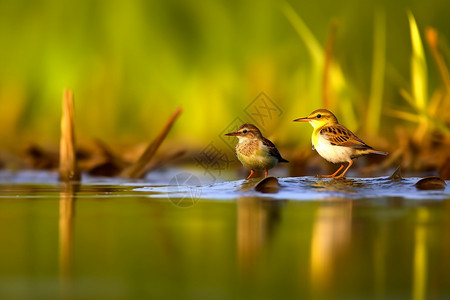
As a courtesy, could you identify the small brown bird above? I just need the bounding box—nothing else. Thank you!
[225,123,288,179]
[294,109,388,178]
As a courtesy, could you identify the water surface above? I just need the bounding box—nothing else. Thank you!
[0,170,449,300]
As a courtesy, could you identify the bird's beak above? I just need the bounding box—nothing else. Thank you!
[293,117,310,122]
[225,131,240,136]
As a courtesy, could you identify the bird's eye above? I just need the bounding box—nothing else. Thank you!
[317,114,322,119]
[243,129,248,134]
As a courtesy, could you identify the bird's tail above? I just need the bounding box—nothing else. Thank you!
[370,150,388,156]
[279,157,289,163]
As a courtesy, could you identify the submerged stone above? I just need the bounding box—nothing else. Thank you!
[255,177,280,193]
[415,176,446,190]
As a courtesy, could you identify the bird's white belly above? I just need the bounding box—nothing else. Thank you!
[315,136,353,163]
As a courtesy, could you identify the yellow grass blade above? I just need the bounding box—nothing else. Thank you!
[407,11,428,111]
[282,3,357,129]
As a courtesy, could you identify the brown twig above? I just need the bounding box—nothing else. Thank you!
[121,107,183,179]
[59,89,81,182]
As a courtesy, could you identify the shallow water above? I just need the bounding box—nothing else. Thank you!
[0,170,449,300]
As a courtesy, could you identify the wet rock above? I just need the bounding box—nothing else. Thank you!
[415,176,446,190]
[255,177,280,193]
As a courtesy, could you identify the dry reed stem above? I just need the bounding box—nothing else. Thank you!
[59,89,80,182]
[121,106,183,179]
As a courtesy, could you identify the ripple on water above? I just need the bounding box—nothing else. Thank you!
[135,176,450,201]
[0,170,448,201]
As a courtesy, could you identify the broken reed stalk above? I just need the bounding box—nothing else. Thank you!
[59,89,81,182]
[121,106,183,179]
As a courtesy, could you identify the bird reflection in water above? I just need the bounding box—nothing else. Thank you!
[237,196,285,275]
[309,198,352,296]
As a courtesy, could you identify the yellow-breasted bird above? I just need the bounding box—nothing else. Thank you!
[225,123,288,179]
[294,109,388,178]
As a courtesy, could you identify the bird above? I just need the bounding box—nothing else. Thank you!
[225,123,289,179]
[293,109,388,178]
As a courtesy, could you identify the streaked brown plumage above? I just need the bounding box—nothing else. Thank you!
[225,123,288,179]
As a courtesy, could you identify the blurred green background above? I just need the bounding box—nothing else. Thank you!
[1,0,450,152]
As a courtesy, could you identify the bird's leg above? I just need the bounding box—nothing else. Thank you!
[264,170,268,177]
[318,164,344,178]
[246,170,256,179]
[334,160,353,179]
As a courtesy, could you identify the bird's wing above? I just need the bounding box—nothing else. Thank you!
[262,137,289,162]
[320,124,372,150]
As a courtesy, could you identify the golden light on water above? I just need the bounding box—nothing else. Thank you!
[309,200,352,293]
[413,208,429,300]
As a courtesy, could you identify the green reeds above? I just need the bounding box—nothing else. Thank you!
[408,11,428,113]
[322,20,338,110]
[426,28,450,91]
[426,27,450,131]
[366,10,386,136]
[282,2,357,129]
[388,12,450,139]
[281,2,323,67]
[408,11,429,143]
[281,1,324,119]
